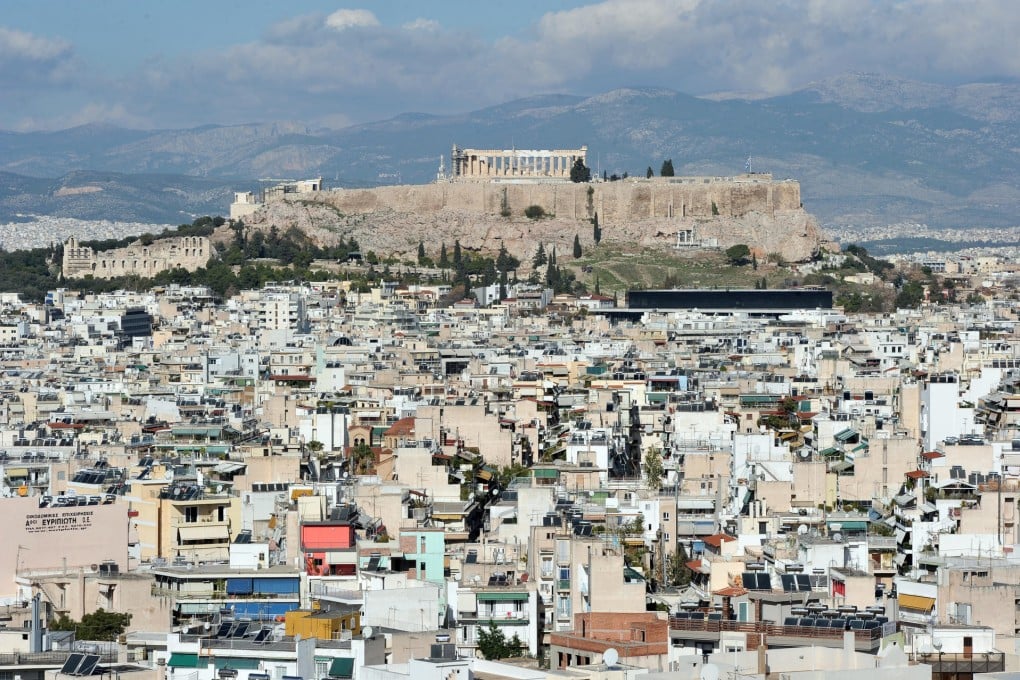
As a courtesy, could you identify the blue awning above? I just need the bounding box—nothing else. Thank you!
[253,577,300,595]
[226,578,253,595]
[228,601,299,619]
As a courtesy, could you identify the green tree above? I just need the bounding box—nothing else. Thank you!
[496,243,519,273]
[592,212,602,244]
[660,159,675,177]
[417,241,426,265]
[725,244,751,265]
[50,609,132,641]
[570,158,592,183]
[453,240,462,267]
[895,280,926,309]
[438,243,450,268]
[666,543,694,587]
[644,446,664,491]
[349,442,375,474]
[533,243,547,269]
[628,512,646,536]
[711,200,719,216]
[572,234,582,258]
[476,621,523,660]
[646,166,654,179]
[524,205,546,219]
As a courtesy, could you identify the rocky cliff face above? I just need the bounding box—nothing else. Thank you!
[238,180,830,263]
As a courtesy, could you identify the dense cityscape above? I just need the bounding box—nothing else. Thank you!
[3,3,1020,680]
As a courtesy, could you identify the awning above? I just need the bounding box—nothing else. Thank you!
[5,468,28,478]
[179,524,230,542]
[214,462,246,474]
[226,578,253,595]
[327,658,354,678]
[898,594,935,613]
[477,592,529,601]
[214,658,261,670]
[834,428,858,442]
[168,654,205,668]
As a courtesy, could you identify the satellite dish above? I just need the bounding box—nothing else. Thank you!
[362,626,374,639]
[831,531,843,542]
[701,663,720,680]
[472,575,481,584]
[603,649,619,667]
[797,524,809,535]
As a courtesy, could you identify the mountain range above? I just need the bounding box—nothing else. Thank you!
[1,73,1018,230]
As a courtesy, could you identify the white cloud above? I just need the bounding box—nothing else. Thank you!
[11,1,1020,130]
[0,26,70,61]
[0,25,75,85]
[402,18,440,32]
[325,9,380,32]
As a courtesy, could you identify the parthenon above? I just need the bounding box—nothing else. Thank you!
[450,144,587,181]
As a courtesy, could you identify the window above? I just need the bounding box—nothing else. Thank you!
[184,506,198,523]
[663,512,670,521]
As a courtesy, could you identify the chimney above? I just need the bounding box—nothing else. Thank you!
[843,630,855,654]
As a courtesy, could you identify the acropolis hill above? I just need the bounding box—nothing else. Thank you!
[236,151,830,264]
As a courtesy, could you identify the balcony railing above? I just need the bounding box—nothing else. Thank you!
[916,652,1005,675]
[668,617,893,648]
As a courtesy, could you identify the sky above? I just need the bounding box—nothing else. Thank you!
[3,0,1020,131]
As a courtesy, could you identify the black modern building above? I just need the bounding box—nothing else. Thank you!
[120,307,154,338]
[627,288,833,310]
[592,288,834,322]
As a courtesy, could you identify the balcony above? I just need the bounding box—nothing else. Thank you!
[668,617,892,653]
[916,652,1005,677]
[461,610,530,625]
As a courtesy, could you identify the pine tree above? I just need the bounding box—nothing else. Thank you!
[646,166,653,178]
[453,240,462,266]
[417,240,426,264]
[569,158,591,183]
[496,243,519,272]
[438,243,449,268]
[592,212,601,244]
[532,243,547,269]
[572,234,582,258]
[660,159,675,177]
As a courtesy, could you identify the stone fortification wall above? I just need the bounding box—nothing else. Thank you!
[295,175,799,223]
[62,235,210,280]
[241,175,824,263]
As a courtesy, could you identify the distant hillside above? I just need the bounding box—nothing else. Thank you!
[1,74,1019,228]
[0,170,234,224]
